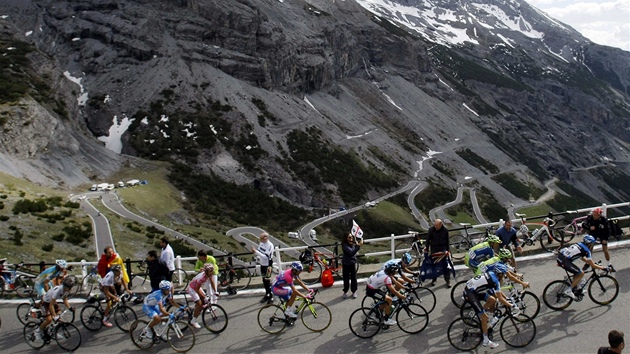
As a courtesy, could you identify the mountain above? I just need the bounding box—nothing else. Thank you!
[0,0,629,225]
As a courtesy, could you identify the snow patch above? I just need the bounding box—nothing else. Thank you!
[97,114,135,154]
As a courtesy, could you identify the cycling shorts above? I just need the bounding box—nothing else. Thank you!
[142,304,161,319]
[40,302,60,317]
[187,286,202,303]
[365,286,386,300]
[463,288,489,315]
[271,286,292,301]
[556,256,582,275]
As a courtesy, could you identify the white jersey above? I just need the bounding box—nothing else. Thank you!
[366,269,392,289]
[42,285,66,303]
[99,271,121,287]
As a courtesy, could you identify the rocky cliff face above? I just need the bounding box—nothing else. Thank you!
[0,0,629,209]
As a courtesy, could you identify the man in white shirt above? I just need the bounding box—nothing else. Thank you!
[160,237,175,281]
[251,232,274,303]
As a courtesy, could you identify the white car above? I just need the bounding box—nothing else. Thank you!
[288,232,300,239]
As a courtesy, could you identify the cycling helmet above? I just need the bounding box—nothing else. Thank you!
[62,277,75,288]
[498,249,512,260]
[402,253,412,265]
[583,235,596,245]
[291,261,303,272]
[55,259,67,269]
[159,280,172,291]
[493,263,508,275]
[487,235,501,244]
[384,262,400,274]
[203,263,214,273]
[110,264,122,272]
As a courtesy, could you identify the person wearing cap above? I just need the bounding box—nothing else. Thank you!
[581,208,612,267]
[99,264,131,328]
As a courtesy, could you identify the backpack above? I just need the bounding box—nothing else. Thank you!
[299,249,313,263]
[608,219,623,240]
[321,268,334,287]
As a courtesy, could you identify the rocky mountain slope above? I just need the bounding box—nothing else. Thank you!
[0,0,629,219]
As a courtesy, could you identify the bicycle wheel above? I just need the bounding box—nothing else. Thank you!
[59,308,76,323]
[24,321,46,349]
[129,319,154,350]
[409,286,436,314]
[301,301,332,332]
[17,303,40,325]
[562,223,578,243]
[0,276,5,298]
[588,274,619,305]
[450,280,468,308]
[14,275,35,298]
[348,307,381,339]
[447,317,482,351]
[113,305,137,332]
[542,280,573,310]
[450,235,471,260]
[397,303,429,334]
[65,275,81,299]
[539,230,557,253]
[300,262,322,285]
[257,304,287,334]
[517,290,541,319]
[394,240,422,268]
[168,320,195,353]
[230,267,252,292]
[202,304,228,333]
[80,274,102,297]
[80,305,103,331]
[54,323,82,351]
[500,314,536,348]
[459,302,478,326]
[172,268,190,291]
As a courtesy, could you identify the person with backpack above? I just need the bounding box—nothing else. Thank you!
[146,250,170,292]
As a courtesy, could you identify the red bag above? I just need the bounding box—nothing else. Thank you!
[321,268,334,287]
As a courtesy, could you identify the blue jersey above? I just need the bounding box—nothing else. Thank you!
[558,243,591,262]
[35,266,63,285]
[144,289,170,307]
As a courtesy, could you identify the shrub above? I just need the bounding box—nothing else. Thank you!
[42,244,54,252]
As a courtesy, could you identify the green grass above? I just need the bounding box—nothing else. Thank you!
[514,204,554,220]
[446,211,479,225]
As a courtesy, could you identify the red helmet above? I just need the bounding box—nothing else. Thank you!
[593,208,603,215]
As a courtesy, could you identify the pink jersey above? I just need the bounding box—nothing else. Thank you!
[188,271,210,290]
[271,269,295,288]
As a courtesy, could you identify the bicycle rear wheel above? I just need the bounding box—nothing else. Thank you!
[447,317,482,351]
[23,321,46,349]
[348,307,381,339]
[16,303,40,325]
[588,274,619,305]
[202,304,228,333]
[113,305,137,332]
[410,286,436,314]
[500,314,536,347]
[257,304,287,334]
[80,305,103,331]
[539,230,559,253]
[168,321,196,353]
[230,267,252,292]
[449,235,471,260]
[299,261,322,285]
[54,323,82,352]
[171,268,190,291]
[542,280,573,310]
[450,280,468,308]
[301,301,332,332]
[396,303,429,334]
[561,224,578,243]
[129,319,154,350]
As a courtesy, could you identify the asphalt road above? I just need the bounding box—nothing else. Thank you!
[2,243,628,354]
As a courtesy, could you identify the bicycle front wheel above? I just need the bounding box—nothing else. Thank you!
[301,301,332,332]
[80,305,103,331]
[171,268,190,291]
[447,317,482,351]
[449,235,471,260]
[54,323,82,351]
[299,262,322,285]
[588,274,619,305]
[410,286,436,314]
[517,290,541,319]
[500,314,536,347]
[348,307,381,339]
[129,319,154,350]
[257,304,287,334]
[202,304,228,333]
[542,280,573,310]
[450,280,468,308]
[168,321,196,353]
[113,305,137,332]
[397,303,429,334]
[24,321,46,349]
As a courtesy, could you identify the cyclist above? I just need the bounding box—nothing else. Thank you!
[271,262,312,319]
[581,208,612,268]
[381,253,416,289]
[141,280,181,340]
[34,260,68,298]
[477,249,530,288]
[34,276,75,341]
[186,263,217,329]
[99,264,132,328]
[365,262,407,326]
[463,235,502,272]
[194,250,219,304]
[463,264,518,349]
[556,234,608,300]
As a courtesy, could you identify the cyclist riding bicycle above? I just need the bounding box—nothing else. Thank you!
[556,235,608,300]
[99,264,132,328]
[463,264,519,349]
[381,252,417,289]
[477,249,530,288]
[271,262,312,319]
[365,263,407,326]
[34,276,75,341]
[186,263,217,329]
[34,259,68,297]
[464,235,501,272]
[141,280,181,340]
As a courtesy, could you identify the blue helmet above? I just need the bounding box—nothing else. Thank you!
[583,235,596,245]
[493,263,508,275]
[384,262,400,274]
[402,253,412,265]
[291,262,303,272]
[159,280,172,291]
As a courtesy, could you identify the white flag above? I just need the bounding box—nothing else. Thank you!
[351,220,364,239]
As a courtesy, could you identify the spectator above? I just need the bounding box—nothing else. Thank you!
[425,219,451,287]
[582,208,612,267]
[97,246,130,294]
[598,330,624,354]
[251,232,274,303]
[146,250,169,292]
[195,250,219,303]
[494,220,522,267]
[341,232,362,299]
[160,237,175,282]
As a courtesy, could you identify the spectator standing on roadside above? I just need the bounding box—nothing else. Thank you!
[582,208,612,267]
[425,219,451,287]
[146,250,170,292]
[495,220,522,267]
[598,330,625,354]
[251,232,274,303]
[195,250,219,304]
[97,246,130,294]
[160,237,175,282]
[342,232,363,299]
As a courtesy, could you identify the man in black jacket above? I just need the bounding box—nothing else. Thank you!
[582,207,612,267]
[146,250,170,292]
[425,219,451,287]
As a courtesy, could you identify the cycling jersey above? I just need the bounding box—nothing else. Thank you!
[558,243,591,262]
[475,257,503,276]
[35,266,63,285]
[42,285,67,303]
[366,269,393,290]
[272,269,295,289]
[465,271,501,296]
[188,271,210,291]
[464,242,495,269]
[99,271,122,287]
[143,289,171,307]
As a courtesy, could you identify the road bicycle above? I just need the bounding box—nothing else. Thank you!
[542,261,618,310]
[349,294,429,338]
[257,289,332,334]
[447,303,536,350]
[361,278,437,314]
[559,211,588,242]
[0,261,36,298]
[80,293,138,332]
[217,253,252,294]
[300,248,359,285]
[167,290,228,333]
[23,309,82,351]
[129,314,195,352]
[516,213,566,253]
[16,296,76,325]
[449,224,495,260]
[394,232,425,268]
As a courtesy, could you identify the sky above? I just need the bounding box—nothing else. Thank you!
[526,0,630,52]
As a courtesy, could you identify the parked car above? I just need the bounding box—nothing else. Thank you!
[288,231,300,239]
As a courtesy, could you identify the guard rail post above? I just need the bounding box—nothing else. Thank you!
[81,259,87,290]
[175,256,182,285]
[273,246,282,273]
[391,234,396,259]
